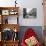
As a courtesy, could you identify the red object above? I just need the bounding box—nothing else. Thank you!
[21,28,41,46]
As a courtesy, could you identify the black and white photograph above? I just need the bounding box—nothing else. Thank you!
[23,8,37,18]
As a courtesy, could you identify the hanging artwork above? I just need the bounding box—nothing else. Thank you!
[23,8,37,18]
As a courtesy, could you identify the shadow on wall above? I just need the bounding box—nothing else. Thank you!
[18,26,43,44]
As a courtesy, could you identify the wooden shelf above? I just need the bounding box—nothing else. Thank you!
[0,40,19,46]
[0,24,19,32]
[0,7,19,46]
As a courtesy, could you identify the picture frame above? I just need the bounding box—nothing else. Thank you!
[2,10,9,15]
[23,8,37,18]
[9,10,18,15]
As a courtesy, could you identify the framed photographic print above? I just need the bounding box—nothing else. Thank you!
[23,8,37,18]
[2,10,9,15]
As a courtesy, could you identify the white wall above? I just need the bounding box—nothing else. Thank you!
[18,0,44,26]
[0,0,44,26]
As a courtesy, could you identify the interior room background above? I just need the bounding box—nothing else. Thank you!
[0,0,44,26]
[0,0,44,45]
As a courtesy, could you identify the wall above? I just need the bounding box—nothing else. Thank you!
[17,0,44,26]
[0,0,44,26]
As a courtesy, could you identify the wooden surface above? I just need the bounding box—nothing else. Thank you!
[0,7,19,16]
[0,24,19,46]
[0,7,19,46]
[0,7,19,24]
[43,0,46,46]
[0,24,19,32]
[43,28,46,46]
[0,7,19,31]
[0,40,19,46]
[43,0,46,26]
[0,7,19,11]
[0,41,2,46]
